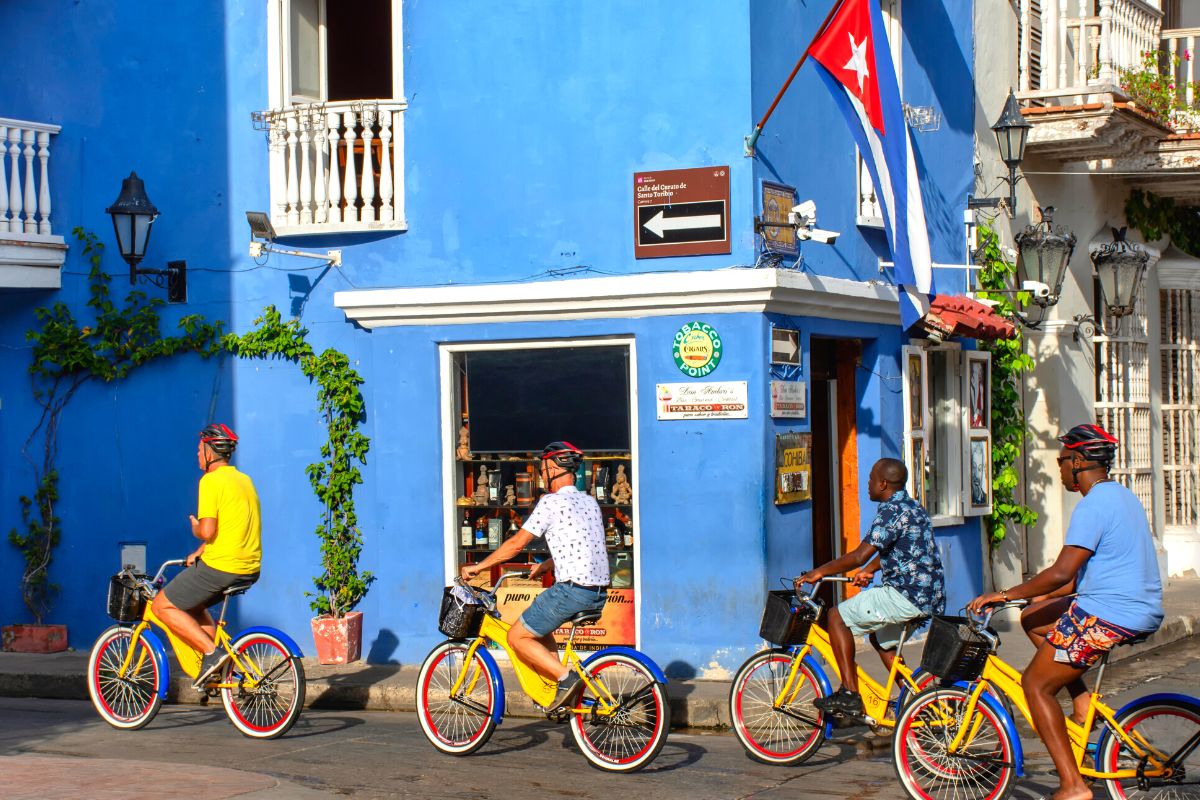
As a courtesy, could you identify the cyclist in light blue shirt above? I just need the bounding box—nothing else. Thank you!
[970,423,1163,800]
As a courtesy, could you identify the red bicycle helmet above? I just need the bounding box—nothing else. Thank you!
[200,423,238,459]
[1057,423,1117,467]
[541,440,583,473]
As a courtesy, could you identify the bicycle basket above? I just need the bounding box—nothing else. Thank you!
[437,585,485,639]
[107,573,147,624]
[920,615,994,681]
[759,589,817,646]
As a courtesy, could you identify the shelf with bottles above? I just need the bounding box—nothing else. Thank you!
[455,449,633,510]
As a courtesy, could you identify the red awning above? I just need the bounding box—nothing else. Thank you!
[924,294,1016,341]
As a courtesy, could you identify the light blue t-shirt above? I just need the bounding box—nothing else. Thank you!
[1065,481,1163,632]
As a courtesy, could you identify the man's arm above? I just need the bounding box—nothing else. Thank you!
[190,514,217,542]
[795,540,879,586]
[969,545,1091,612]
[852,554,883,587]
[460,529,536,581]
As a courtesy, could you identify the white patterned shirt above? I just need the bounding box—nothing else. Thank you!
[522,485,610,587]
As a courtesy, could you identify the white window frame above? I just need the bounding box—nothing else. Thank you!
[856,0,903,229]
[266,0,405,111]
[903,344,991,525]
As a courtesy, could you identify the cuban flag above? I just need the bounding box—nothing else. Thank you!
[809,0,932,328]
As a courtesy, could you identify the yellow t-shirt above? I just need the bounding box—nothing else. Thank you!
[197,465,262,575]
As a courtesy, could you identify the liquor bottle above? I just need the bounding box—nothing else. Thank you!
[487,471,499,504]
[460,511,473,548]
[474,516,487,546]
[604,517,620,549]
[593,464,609,502]
[622,519,633,548]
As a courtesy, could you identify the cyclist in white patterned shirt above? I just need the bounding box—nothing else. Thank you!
[461,440,609,710]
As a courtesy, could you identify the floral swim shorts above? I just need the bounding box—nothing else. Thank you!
[1045,601,1144,669]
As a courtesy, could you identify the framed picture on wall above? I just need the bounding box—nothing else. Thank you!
[967,353,989,430]
[907,354,924,431]
[910,436,926,508]
[970,436,991,507]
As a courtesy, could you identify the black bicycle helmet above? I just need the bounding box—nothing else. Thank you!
[200,423,239,459]
[541,440,583,473]
[1057,423,1117,467]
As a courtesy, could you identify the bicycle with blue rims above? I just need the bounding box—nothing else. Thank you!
[416,572,670,772]
[87,559,306,739]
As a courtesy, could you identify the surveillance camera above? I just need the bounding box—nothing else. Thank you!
[800,228,840,245]
[249,241,265,259]
[791,200,817,219]
[1022,280,1051,299]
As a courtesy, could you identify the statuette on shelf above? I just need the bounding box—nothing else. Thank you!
[456,422,471,460]
[472,466,490,505]
[611,464,632,505]
[503,485,516,506]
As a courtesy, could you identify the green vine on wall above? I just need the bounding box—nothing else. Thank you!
[974,224,1038,548]
[1125,189,1200,258]
[8,228,223,623]
[223,307,374,618]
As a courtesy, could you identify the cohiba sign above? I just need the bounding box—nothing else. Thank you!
[656,381,748,420]
[672,321,722,377]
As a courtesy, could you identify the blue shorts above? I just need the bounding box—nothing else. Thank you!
[837,585,924,650]
[520,581,608,637]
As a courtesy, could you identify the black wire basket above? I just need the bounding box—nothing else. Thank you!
[920,615,994,681]
[106,574,147,624]
[759,590,817,646]
[438,586,486,639]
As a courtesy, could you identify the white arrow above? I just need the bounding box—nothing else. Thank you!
[773,335,798,359]
[643,210,722,238]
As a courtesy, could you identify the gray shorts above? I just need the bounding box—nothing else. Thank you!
[162,560,258,612]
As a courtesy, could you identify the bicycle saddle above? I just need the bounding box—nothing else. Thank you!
[222,584,252,597]
[566,610,603,626]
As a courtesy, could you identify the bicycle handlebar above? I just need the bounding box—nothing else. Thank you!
[149,559,187,588]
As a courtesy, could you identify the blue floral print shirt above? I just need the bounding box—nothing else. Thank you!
[865,489,945,616]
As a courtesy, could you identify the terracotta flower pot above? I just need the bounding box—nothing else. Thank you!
[2,624,68,653]
[311,611,363,665]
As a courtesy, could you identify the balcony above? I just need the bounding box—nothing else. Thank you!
[253,100,407,238]
[1015,0,1200,201]
[0,117,66,289]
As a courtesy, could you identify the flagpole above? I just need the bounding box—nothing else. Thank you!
[744,0,847,157]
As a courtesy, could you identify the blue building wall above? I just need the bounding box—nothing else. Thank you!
[0,0,984,672]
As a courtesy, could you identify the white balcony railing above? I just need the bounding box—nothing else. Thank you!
[0,117,60,238]
[1018,0,1164,103]
[254,100,407,237]
[1164,27,1198,108]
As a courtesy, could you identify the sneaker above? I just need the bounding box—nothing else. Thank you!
[546,672,584,710]
[813,688,865,717]
[192,649,229,688]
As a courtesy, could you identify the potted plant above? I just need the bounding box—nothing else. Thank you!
[4,473,68,653]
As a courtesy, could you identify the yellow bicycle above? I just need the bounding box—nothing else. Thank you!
[892,601,1200,800]
[86,560,306,739]
[730,576,939,765]
[416,573,670,772]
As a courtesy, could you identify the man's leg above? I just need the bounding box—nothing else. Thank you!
[1023,641,1093,800]
[869,632,897,673]
[151,592,216,654]
[1022,597,1090,724]
[826,606,859,694]
[507,622,566,681]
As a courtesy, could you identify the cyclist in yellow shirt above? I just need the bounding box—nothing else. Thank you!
[150,424,262,686]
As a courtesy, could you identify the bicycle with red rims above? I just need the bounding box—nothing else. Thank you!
[87,559,306,739]
[416,572,670,773]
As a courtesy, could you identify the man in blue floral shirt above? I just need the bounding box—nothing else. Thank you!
[795,457,944,717]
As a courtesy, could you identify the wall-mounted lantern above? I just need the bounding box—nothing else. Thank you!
[1091,227,1151,319]
[969,88,1034,216]
[1012,206,1076,327]
[106,172,186,303]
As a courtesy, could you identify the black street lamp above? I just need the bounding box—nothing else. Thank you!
[969,88,1034,215]
[1014,205,1076,316]
[1092,227,1151,318]
[106,172,186,302]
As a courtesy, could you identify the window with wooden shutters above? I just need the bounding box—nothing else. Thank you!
[1161,288,1200,529]
[902,346,931,509]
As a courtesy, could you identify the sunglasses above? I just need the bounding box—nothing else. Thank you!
[1056,455,1075,464]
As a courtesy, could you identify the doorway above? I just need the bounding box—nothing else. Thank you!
[809,338,862,608]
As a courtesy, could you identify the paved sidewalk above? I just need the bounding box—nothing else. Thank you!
[3,578,1197,730]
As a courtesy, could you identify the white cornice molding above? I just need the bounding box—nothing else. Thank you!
[333,268,903,328]
[0,236,67,289]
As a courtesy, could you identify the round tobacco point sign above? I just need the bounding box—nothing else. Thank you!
[672,321,723,377]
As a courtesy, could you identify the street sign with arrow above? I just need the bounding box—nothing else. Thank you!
[771,327,800,365]
[634,167,730,258]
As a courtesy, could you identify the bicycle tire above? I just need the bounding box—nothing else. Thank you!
[570,652,670,772]
[416,640,498,756]
[87,625,164,731]
[1097,696,1200,800]
[892,685,1017,800]
[220,631,305,739]
[729,649,827,765]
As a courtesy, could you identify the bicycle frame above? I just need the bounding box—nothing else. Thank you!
[941,644,1179,781]
[447,580,632,718]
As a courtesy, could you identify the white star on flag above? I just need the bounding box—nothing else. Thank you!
[843,32,870,93]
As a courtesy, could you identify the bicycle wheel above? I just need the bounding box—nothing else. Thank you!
[87,625,163,730]
[1098,697,1200,800]
[220,632,306,739]
[570,652,670,772]
[729,649,827,765]
[416,640,498,755]
[893,686,1017,800]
